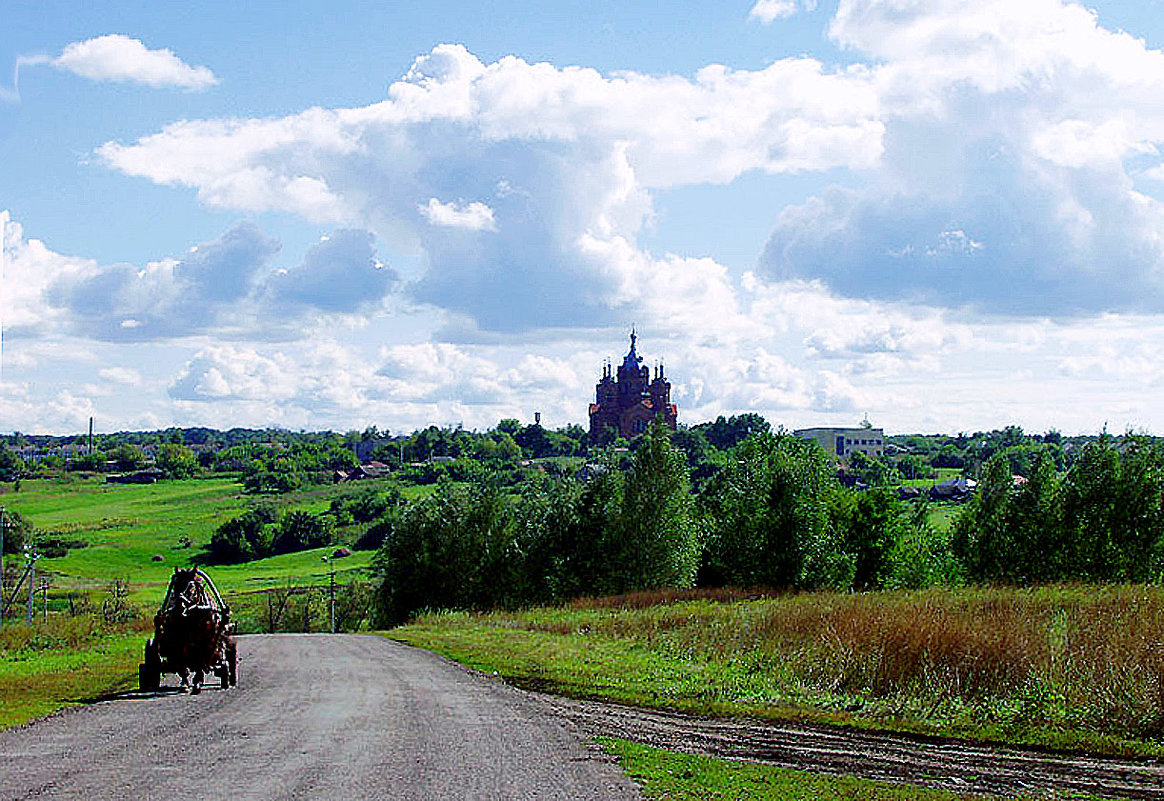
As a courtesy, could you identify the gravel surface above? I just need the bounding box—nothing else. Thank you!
[543,694,1164,799]
[0,634,640,801]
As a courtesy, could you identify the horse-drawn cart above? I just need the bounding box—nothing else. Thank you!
[139,567,237,694]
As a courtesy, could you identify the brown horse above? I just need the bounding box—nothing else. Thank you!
[154,568,235,694]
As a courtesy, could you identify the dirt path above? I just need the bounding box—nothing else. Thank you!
[0,635,639,801]
[540,693,1164,798]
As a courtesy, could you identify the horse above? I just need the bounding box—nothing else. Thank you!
[156,568,234,694]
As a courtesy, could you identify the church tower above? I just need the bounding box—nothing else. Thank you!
[588,331,678,443]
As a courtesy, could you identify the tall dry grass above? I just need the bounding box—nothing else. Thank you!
[514,585,1164,740]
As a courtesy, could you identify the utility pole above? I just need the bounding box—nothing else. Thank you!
[26,544,37,625]
[322,556,335,633]
[0,506,6,625]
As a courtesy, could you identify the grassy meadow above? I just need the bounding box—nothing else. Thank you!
[0,474,389,602]
[1,472,388,728]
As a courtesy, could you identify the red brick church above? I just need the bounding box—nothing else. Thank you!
[589,331,678,443]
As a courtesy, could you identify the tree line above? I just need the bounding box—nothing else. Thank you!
[369,422,1164,625]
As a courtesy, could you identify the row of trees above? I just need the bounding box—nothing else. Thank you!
[372,423,1164,625]
[954,435,1164,583]
[372,420,952,625]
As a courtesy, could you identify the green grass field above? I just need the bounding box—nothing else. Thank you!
[0,475,384,603]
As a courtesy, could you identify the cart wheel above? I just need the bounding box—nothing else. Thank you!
[140,639,162,692]
[226,642,237,688]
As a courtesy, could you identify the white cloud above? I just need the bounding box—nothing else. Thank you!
[98,367,142,385]
[749,0,797,24]
[2,210,98,337]
[50,34,217,90]
[38,219,395,342]
[168,345,295,402]
[419,198,497,231]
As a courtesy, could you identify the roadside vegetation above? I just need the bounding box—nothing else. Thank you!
[0,584,150,728]
[394,585,1164,756]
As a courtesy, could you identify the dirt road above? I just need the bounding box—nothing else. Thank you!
[544,694,1164,799]
[0,635,639,800]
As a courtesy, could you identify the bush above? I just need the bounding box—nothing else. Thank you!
[207,509,273,563]
[1,509,33,555]
[272,510,334,555]
[155,443,198,479]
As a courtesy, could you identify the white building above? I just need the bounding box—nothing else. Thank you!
[794,426,886,462]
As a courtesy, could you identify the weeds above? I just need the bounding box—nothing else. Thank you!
[408,584,1164,744]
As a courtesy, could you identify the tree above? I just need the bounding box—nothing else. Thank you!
[155,443,197,479]
[69,451,107,472]
[207,509,273,563]
[110,444,146,472]
[272,510,334,555]
[613,418,699,591]
[953,452,1017,581]
[0,448,24,482]
[833,488,906,591]
[1060,436,1120,580]
[373,484,520,626]
[701,433,842,589]
[696,413,771,451]
[1,508,33,555]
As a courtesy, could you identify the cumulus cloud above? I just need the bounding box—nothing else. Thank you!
[36,219,398,342]
[168,345,293,402]
[99,367,142,385]
[268,229,397,313]
[753,0,1164,315]
[749,0,802,24]
[419,198,497,231]
[97,42,883,333]
[49,34,217,90]
[2,210,97,337]
[50,222,279,341]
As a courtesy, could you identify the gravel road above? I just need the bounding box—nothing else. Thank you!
[0,634,640,801]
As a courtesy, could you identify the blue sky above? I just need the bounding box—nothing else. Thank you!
[5,0,1164,436]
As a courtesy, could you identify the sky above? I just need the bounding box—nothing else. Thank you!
[5,0,1164,438]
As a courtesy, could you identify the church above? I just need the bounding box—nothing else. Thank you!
[588,332,678,443]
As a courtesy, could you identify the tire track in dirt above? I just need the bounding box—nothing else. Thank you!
[540,694,1164,798]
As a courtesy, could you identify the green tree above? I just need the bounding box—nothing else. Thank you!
[953,452,1016,581]
[702,433,842,589]
[110,443,146,472]
[0,448,24,482]
[272,510,335,555]
[696,413,771,451]
[612,418,699,591]
[833,488,905,590]
[69,451,107,472]
[155,443,198,479]
[207,509,273,563]
[1060,436,1120,580]
[1,508,33,555]
[373,484,519,626]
